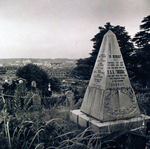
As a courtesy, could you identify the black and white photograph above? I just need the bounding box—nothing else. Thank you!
[0,0,149,148]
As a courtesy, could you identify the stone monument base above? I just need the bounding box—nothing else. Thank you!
[70,109,150,134]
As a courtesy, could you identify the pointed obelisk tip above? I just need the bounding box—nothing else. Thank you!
[106,30,114,35]
[104,30,116,40]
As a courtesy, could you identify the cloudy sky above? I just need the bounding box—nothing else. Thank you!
[0,0,149,59]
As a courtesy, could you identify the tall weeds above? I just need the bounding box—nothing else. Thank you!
[0,92,149,148]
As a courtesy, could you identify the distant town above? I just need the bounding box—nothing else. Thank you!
[0,58,77,68]
[0,58,77,91]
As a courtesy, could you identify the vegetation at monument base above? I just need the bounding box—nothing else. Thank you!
[73,15,150,88]
[1,87,150,148]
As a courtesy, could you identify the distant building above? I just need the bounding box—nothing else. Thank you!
[0,67,7,74]
[48,68,71,79]
[44,62,52,67]
[51,62,61,68]
[33,62,43,66]
[23,59,32,65]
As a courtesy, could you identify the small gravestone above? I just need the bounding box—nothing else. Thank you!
[32,94,41,111]
[31,81,36,88]
[19,80,23,84]
[31,81,36,92]
[17,78,26,85]
[65,90,74,108]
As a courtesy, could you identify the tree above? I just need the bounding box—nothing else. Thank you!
[91,22,134,66]
[16,64,50,95]
[73,22,135,79]
[132,15,150,48]
[132,15,150,87]
[49,77,61,92]
[71,58,93,80]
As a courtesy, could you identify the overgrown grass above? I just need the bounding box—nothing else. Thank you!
[0,91,150,149]
[136,92,150,115]
[0,93,83,149]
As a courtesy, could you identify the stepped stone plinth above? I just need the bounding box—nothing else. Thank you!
[70,30,150,133]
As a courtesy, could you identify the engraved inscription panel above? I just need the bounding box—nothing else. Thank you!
[89,53,106,89]
[106,54,129,89]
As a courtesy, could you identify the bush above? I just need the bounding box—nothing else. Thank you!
[16,64,50,96]
[49,77,61,92]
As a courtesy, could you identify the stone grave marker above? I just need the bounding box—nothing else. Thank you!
[32,94,41,111]
[70,30,150,133]
[65,90,74,109]
[81,30,140,122]
[31,81,36,88]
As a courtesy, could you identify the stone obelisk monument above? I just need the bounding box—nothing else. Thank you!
[81,30,140,122]
[70,30,150,133]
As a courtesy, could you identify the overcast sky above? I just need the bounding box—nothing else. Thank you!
[0,0,149,59]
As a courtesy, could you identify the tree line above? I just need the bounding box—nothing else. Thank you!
[72,15,150,89]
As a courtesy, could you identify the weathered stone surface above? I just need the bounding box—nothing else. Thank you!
[70,110,149,134]
[65,90,74,108]
[81,30,140,122]
[33,94,41,111]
